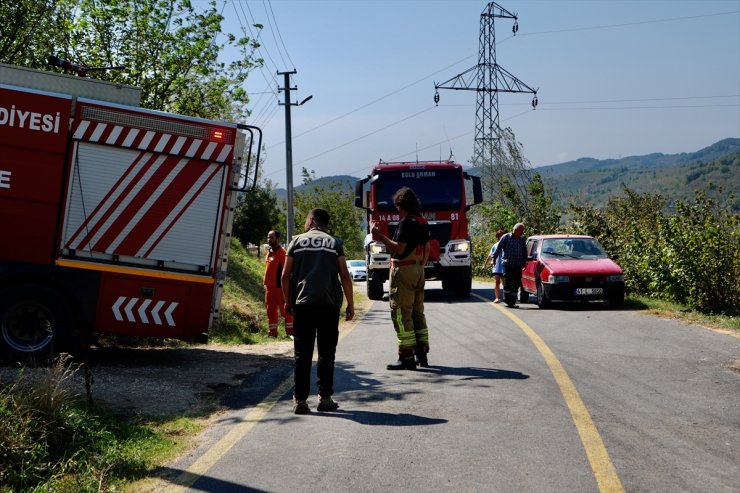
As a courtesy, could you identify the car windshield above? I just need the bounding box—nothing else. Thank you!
[540,238,607,259]
[373,169,463,212]
[347,260,365,267]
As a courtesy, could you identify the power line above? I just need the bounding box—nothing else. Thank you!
[266,54,476,149]
[265,0,295,69]
[261,0,289,69]
[518,10,740,37]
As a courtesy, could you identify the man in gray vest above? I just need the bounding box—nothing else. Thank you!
[282,208,355,415]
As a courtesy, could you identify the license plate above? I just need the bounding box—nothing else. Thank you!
[575,288,603,295]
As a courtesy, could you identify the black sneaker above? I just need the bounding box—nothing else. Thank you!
[387,356,417,370]
[416,353,429,368]
[293,400,310,415]
[317,397,339,412]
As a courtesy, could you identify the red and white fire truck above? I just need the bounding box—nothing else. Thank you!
[0,63,261,359]
[354,161,482,300]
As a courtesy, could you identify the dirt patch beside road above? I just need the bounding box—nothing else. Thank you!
[0,340,295,419]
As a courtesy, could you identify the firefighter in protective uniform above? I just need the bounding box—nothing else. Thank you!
[370,187,431,370]
[264,230,293,337]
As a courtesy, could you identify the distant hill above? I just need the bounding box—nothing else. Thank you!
[274,175,357,201]
[537,138,739,208]
[274,139,740,209]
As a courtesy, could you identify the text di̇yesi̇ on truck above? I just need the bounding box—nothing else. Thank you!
[0,63,261,360]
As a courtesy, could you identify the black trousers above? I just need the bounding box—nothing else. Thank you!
[503,265,523,305]
[292,304,340,401]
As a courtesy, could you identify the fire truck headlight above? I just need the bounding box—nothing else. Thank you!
[369,242,387,254]
[448,241,470,253]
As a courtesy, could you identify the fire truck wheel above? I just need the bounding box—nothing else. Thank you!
[0,284,74,362]
[367,278,385,301]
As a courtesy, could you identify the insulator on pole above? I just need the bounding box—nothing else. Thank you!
[532,95,538,109]
[512,22,519,35]
[434,90,440,106]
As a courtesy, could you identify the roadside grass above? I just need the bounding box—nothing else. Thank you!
[214,237,297,343]
[0,357,197,492]
[625,295,740,334]
[0,238,371,492]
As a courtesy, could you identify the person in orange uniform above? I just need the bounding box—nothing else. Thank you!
[264,230,293,337]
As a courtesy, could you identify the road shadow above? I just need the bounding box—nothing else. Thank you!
[156,466,269,493]
[413,365,530,381]
[313,409,447,426]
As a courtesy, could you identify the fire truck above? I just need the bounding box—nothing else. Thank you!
[0,63,261,360]
[354,161,482,300]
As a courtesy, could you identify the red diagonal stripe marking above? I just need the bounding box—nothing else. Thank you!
[91,155,181,252]
[67,151,153,249]
[114,159,213,256]
[142,163,224,258]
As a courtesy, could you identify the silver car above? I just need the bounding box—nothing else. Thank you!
[346,260,367,281]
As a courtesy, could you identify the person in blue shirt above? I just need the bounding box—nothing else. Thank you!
[483,228,506,303]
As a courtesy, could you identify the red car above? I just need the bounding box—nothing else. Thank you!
[521,235,625,308]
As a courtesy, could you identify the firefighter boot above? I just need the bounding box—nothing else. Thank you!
[415,344,429,368]
[387,351,417,370]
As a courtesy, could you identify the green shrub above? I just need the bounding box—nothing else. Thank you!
[567,187,739,315]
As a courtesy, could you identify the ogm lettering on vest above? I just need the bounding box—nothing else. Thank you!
[0,105,61,133]
[297,235,336,249]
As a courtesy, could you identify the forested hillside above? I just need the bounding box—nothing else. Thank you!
[538,138,739,209]
[281,140,740,210]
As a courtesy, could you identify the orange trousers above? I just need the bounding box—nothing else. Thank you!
[265,287,293,336]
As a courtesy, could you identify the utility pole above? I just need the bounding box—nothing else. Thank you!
[434,2,537,200]
[278,70,312,241]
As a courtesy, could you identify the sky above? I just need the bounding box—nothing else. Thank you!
[213,0,740,188]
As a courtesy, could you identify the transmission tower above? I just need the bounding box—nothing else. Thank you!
[434,2,537,194]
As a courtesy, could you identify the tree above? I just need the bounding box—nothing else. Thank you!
[292,168,365,259]
[1,0,263,122]
[0,0,75,68]
[474,127,561,235]
[232,182,282,252]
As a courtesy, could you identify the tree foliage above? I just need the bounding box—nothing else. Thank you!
[292,168,365,259]
[1,0,263,122]
[568,186,739,314]
[0,0,74,68]
[232,182,283,252]
[470,128,561,276]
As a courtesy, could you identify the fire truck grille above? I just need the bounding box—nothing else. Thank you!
[387,221,452,247]
[81,107,233,142]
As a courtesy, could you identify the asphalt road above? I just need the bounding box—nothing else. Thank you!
[158,281,740,493]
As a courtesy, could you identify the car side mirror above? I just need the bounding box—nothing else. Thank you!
[610,254,620,260]
[528,254,537,261]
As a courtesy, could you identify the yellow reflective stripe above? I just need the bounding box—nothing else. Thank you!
[55,259,215,285]
[473,293,625,493]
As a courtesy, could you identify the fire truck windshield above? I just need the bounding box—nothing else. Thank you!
[373,169,463,212]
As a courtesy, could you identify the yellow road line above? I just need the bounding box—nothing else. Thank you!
[162,308,366,492]
[472,293,625,493]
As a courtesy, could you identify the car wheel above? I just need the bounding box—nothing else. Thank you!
[536,283,550,309]
[0,284,76,363]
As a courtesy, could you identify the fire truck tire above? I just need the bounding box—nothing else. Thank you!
[454,275,472,298]
[367,278,384,300]
[0,284,75,362]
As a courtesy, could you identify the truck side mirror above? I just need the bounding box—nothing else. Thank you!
[354,177,372,211]
[463,174,483,210]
